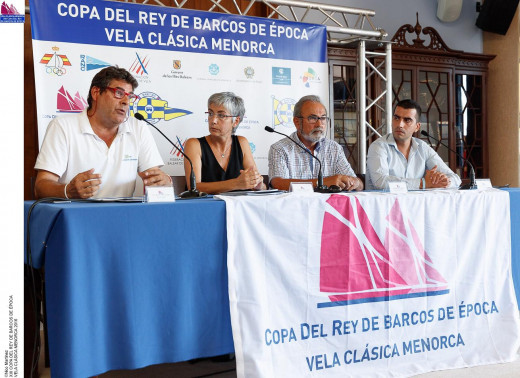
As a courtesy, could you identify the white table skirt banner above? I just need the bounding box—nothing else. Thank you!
[220,189,520,377]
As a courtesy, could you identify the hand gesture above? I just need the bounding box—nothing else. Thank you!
[66,168,102,199]
[424,165,450,188]
[139,167,172,187]
[236,168,264,190]
[324,175,361,191]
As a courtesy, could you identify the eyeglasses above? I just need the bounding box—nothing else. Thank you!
[205,111,236,120]
[106,87,137,100]
[298,115,330,124]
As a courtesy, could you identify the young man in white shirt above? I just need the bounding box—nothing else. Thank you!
[366,99,461,190]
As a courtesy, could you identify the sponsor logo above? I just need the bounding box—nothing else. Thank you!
[40,47,71,76]
[170,136,187,157]
[272,96,296,128]
[197,64,231,82]
[56,85,87,113]
[244,66,255,79]
[272,67,291,85]
[301,67,321,88]
[166,136,187,166]
[131,91,192,124]
[318,197,449,307]
[209,63,219,76]
[0,2,23,22]
[80,55,111,71]
[236,66,261,84]
[129,52,151,83]
[163,59,192,80]
[129,52,150,76]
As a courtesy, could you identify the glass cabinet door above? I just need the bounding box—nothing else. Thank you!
[456,74,485,179]
[416,70,452,166]
[331,63,359,171]
[331,58,487,181]
[392,69,413,108]
[391,68,486,181]
[392,68,454,169]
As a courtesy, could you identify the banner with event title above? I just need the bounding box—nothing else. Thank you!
[221,189,520,377]
[30,0,328,176]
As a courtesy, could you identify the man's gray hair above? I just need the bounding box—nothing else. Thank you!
[293,95,324,118]
[208,92,245,130]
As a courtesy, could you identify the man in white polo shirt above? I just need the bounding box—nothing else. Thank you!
[34,66,170,199]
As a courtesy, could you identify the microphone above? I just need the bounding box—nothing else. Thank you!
[134,113,207,198]
[420,130,476,190]
[264,126,329,192]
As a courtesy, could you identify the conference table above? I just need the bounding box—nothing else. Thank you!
[24,188,520,378]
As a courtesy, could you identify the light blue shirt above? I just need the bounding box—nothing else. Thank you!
[366,133,461,190]
[268,132,355,183]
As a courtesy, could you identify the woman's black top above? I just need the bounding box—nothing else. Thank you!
[198,135,244,182]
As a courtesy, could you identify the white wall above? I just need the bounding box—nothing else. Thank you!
[290,0,483,53]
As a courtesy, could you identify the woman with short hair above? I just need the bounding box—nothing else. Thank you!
[183,92,265,194]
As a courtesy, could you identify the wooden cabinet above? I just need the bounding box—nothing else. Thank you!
[329,17,494,182]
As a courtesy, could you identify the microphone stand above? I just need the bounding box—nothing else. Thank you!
[420,130,476,190]
[134,113,207,198]
[265,126,330,193]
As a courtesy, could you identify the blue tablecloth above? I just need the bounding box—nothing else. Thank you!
[25,198,233,378]
[506,188,520,302]
[24,189,520,378]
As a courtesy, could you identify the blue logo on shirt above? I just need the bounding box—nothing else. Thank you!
[122,154,137,162]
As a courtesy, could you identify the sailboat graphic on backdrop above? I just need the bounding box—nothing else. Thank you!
[319,195,449,308]
[57,86,87,113]
[1,2,20,14]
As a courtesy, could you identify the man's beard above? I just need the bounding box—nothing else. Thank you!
[299,127,325,143]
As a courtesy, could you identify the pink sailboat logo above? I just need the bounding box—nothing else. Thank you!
[0,1,23,22]
[319,195,448,307]
[1,2,20,14]
[57,86,87,113]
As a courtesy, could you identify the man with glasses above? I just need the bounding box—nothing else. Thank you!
[268,95,363,191]
[366,99,461,190]
[34,66,170,199]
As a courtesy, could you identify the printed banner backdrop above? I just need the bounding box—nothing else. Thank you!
[221,189,520,377]
[29,0,328,177]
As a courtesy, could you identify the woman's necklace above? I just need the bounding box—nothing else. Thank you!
[210,140,231,158]
[218,144,231,158]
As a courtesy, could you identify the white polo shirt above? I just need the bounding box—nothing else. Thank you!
[35,110,164,198]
